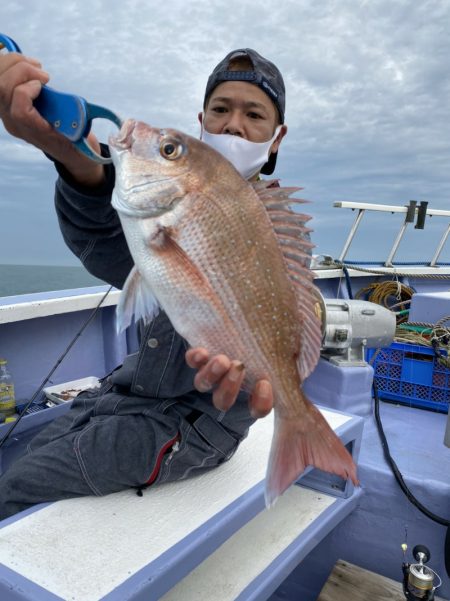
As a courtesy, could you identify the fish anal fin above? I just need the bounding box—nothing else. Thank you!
[116,266,160,332]
[265,399,359,508]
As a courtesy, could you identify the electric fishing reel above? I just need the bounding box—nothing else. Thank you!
[402,544,442,600]
[313,291,396,366]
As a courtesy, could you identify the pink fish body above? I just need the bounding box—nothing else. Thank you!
[110,119,358,506]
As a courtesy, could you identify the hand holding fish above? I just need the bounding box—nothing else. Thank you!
[185,348,273,417]
[0,51,104,187]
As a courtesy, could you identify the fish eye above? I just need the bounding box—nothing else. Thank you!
[160,138,184,160]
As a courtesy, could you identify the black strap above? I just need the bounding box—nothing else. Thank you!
[185,408,204,425]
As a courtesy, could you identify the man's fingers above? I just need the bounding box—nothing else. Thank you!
[0,59,49,128]
[185,349,272,417]
[0,53,30,76]
[0,54,102,171]
[13,80,44,108]
[193,354,231,392]
[185,347,209,369]
[0,57,48,96]
[3,54,43,70]
[249,380,273,418]
[24,56,42,68]
[9,81,52,131]
[0,53,43,73]
[212,360,245,411]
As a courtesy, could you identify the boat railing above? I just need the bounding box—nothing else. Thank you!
[0,285,120,325]
[0,286,136,403]
[333,200,450,267]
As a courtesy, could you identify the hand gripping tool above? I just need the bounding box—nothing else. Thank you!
[0,33,122,164]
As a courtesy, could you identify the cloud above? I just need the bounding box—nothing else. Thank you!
[0,134,47,165]
[1,0,449,268]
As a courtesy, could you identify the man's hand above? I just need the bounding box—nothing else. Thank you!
[0,52,104,187]
[185,348,273,418]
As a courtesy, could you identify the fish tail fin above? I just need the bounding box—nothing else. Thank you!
[265,394,359,508]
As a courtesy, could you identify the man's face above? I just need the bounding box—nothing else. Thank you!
[200,81,286,153]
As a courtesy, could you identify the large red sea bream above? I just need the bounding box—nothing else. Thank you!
[109,119,358,506]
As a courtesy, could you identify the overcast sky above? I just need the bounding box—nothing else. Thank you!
[1,0,449,266]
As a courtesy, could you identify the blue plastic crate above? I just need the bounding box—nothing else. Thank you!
[367,341,450,413]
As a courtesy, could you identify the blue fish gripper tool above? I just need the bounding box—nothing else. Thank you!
[0,33,122,164]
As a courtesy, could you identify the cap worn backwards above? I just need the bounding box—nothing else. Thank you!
[203,48,285,175]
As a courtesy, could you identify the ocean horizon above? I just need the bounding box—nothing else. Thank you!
[0,263,106,298]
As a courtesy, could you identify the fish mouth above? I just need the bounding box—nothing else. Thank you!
[111,183,182,219]
[109,119,136,151]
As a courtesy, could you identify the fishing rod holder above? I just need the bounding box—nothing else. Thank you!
[334,200,450,267]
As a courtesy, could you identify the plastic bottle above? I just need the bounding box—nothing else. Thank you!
[0,359,16,417]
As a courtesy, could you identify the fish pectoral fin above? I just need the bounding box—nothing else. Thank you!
[116,266,160,332]
[149,225,209,289]
[265,400,359,508]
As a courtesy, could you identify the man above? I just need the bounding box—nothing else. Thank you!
[0,48,286,518]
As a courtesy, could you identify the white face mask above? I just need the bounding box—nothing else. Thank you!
[200,124,282,180]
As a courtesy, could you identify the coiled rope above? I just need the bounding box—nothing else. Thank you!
[355,280,414,324]
[356,278,450,366]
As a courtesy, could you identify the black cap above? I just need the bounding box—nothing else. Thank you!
[203,48,285,175]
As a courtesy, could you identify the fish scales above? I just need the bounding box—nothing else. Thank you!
[169,186,299,390]
[110,119,358,506]
[185,193,299,389]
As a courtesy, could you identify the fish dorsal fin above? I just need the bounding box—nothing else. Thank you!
[253,180,322,380]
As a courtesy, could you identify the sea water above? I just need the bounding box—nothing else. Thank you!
[0,264,104,298]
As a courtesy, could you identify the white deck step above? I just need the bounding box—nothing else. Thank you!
[161,485,351,601]
[0,408,363,601]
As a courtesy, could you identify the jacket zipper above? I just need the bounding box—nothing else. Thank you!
[145,433,180,485]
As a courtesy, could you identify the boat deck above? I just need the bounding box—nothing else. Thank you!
[318,559,446,601]
[269,400,450,600]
